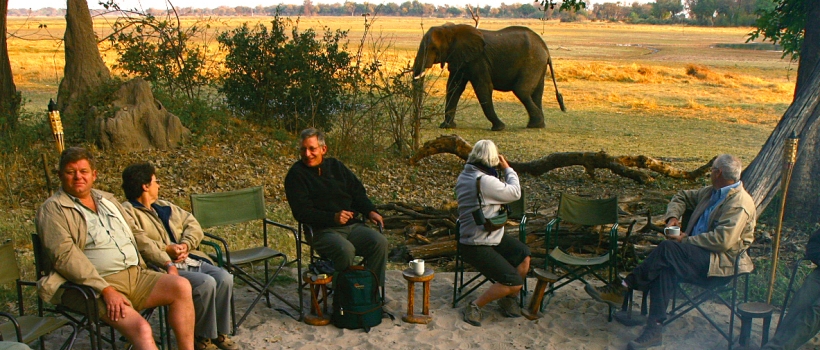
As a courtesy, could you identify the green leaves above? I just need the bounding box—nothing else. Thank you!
[748,0,806,60]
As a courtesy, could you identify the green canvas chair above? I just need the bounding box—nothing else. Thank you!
[191,186,299,332]
[541,193,635,320]
[0,241,77,350]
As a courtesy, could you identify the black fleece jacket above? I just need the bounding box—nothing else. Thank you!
[806,228,820,266]
[284,158,377,231]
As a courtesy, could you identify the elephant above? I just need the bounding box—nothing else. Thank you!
[412,24,566,131]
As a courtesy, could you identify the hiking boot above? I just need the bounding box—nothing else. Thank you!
[498,295,522,318]
[213,334,240,350]
[584,282,626,308]
[462,301,482,327]
[627,322,663,350]
[195,337,219,350]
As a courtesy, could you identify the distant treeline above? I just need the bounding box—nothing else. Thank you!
[8,0,772,26]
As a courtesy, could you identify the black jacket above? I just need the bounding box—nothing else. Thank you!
[806,228,820,266]
[284,158,376,231]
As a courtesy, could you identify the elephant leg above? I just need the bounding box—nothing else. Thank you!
[518,80,546,128]
[470,80,505,131]
[441,74,468,128]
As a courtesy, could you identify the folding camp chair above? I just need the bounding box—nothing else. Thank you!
[191,186,298,331]
[452,193,528,308]
[294,221,387,319]
[663,248,751,349]
[540,193,635,320]
[30,234,170,350]
[0,241,77,350]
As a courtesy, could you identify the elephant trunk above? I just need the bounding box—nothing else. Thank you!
[412,40,433,80]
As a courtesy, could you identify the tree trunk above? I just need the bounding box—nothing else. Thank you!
[794,0,820,98]
[0,0,20,132]
[741,61,820,222]
[56,0,110,116]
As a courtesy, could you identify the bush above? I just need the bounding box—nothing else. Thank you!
[218,13,354,132]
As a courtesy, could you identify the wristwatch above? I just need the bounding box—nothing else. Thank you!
[165,261,175,269]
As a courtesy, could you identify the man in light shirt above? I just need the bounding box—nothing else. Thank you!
[586,154,756,350]
[35,147,195,350]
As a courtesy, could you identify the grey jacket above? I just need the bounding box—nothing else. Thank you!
[664,183,756,277]
[455,164,520,246]
[34,188,169,304]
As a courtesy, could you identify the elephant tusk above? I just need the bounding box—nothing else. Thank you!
[413,71,427,80]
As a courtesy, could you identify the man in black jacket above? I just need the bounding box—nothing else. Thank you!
[762,227,820,350]
[284,128,388,287]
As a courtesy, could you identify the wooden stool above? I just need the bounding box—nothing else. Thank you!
[303,272,332,326]
[737,302,775,347]
[524,268,558,320]
[402,267,434,324]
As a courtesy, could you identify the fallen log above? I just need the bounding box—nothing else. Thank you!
[410,134,714,183]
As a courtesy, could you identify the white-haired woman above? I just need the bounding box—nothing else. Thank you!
[454,140,531,327]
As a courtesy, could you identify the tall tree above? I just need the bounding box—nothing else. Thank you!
[1,0,21,132]
[742,0,820,222]
[56,0,110,116]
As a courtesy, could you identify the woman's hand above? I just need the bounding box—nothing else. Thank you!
[498,155,510,170]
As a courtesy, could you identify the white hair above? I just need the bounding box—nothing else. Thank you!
[467,140,500,167]
[714,154,742,182]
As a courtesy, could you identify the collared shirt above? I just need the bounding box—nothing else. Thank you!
[691,181,742,236]
[70,194,140,276]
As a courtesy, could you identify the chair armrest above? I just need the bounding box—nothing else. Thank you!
[203,232,230,268]
[0,311,23,342]
[199,241,224,268]
[518,215,528,243]
[544,217,561,249]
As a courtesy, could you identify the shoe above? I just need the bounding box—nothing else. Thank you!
[627,322,663,349]
[584,282,626,308]
[195,337,219,350]
[213,334,240,350]
[462,301,482,327]
[498,296,522,318]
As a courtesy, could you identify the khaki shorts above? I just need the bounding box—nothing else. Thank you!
[61,265,163,319]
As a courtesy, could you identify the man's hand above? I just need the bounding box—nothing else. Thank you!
[368,211,384,228]
[666,217,681,228]
[101,286,131,322]
[498,155,510,170]
[665,232,688,242]
[165,243,188,262]
[334,210,355,225]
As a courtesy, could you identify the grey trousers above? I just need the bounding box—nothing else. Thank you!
[763,268,820,350]
[313,223,388,288]
[179,262,233,339]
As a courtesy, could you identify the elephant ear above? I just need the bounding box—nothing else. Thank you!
[446,25,485,70]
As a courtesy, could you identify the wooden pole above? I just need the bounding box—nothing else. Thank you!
[766,132,799,304]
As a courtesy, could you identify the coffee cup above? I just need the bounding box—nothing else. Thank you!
[664,226,681,237]
[409,259,425,276]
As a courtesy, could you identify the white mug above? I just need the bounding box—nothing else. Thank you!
[409,259,425,276]
[664,226,681,237]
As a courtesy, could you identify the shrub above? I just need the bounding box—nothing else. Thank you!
[218,12,354,132]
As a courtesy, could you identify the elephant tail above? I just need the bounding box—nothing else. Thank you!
[547,56,567,112]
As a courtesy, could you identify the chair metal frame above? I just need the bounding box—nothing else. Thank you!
[664,248,751,350]
[541,194,634,320]
[0,241,77,350]
[30,234,170,350]
[451,213,529,309]
[191,186,299,333]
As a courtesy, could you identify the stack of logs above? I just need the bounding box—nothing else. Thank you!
[378,202,668,264]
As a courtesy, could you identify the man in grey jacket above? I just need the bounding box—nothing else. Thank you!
[586,154,756,350]
[35,147,195,350]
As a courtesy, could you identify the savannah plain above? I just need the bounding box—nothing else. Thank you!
[1,15,797,300]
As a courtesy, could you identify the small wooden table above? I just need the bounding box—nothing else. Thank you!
[402,267,435,324]
[737,302,775,347]
[303,272,332,326]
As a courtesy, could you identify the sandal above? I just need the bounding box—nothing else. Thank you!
[214,334,240,350]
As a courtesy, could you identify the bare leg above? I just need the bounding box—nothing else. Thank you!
[102,305,158,350]
[474,283,522,308]
[143,274,195,350]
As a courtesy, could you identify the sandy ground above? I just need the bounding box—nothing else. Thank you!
[38,267,808,350]
[229,268,774,350]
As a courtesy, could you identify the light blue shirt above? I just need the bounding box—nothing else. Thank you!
[69,194,140,276]
[691,181,742,236]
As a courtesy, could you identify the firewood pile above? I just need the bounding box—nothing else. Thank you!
[381,199,671,268]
